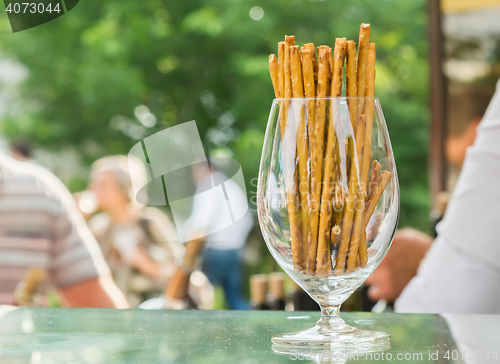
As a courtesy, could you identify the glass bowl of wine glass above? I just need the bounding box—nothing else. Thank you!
[257,97,399,354]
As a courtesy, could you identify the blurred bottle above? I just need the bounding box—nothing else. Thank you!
[291,281,320,311]
[14,267,46,306]
[250,274,270,310]
[268,272,286,310]
[430,192,450,238]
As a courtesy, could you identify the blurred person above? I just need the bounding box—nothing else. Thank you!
[366,86,494,306]
[445,87,493,188]
[87,156,185,307]
[0,153,127,308]
[183,162,253,310]
[10,140,37,165]
[370,84,500,314]
[365,228,434,303]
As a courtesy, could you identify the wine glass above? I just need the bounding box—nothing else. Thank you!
[257,97,399,353]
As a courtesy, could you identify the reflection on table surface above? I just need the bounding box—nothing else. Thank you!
[0,306,499,363]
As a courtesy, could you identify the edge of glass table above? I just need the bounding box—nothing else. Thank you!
[0,307,498,363]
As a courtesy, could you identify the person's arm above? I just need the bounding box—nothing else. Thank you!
[144,207,185,262]
[136,209,185,282]
[365,228,433,302]
[130,246,162,279]
[395,86,500,314]
[59,276,128,308]
[41,170,128,308]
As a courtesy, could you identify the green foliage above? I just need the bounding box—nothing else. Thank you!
[0,0,429,229]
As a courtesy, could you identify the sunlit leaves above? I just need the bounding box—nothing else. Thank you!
[0,0,429,228]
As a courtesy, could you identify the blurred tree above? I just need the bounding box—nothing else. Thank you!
[0,0,429,229]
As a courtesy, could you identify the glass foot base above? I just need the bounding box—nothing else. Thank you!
[272,324,390,359]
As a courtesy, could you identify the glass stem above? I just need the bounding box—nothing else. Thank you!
[317,305,348,334]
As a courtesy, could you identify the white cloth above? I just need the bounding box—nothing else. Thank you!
[183,172,253,250]
[396,83,500,314]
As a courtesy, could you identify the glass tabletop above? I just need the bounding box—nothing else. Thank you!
[0,306,498,363]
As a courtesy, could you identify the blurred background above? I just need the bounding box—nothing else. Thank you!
[0,0,498,309]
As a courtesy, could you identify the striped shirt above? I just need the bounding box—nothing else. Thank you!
[0,155,110,304]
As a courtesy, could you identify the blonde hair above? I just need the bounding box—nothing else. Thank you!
[91,155,148,204]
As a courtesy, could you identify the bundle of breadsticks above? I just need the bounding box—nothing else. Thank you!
[268,24,392,276]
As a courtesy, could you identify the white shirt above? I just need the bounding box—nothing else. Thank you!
[442,314,500,360]
[396,84,500,314]
[183,172,253,250]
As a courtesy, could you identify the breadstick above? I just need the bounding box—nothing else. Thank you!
[352,43,377,268]
[335,109,366,272]
[356,24,370,118]
[334,137,358,274]
[301,48,316,159]
[306,46,329,274]
[345,43,376,272]
[270,51,283,136]
[339,112,366,272]
[367,160,381,202]
[331,224,342,250]
[332,143,347,245]
[341,38,364,274]
[286,176,303,272]
[334,183,345,217]
[328,47,333,96]
[345,41,358,131]
[283,36,294,129]
[291,45,310,260]
[362,157,377,265]
[301,50,316,228]
[281,36,303,271]
[365,170,392,228]
[316,38,346,276]
[358,154,372,268]
[359,226,368,267]
[346,200,364,272]
[300,46,316,260]
[331,225,342,239]
[360,43,376,186]
[278,42,286,136]
[278,43,285,98]
[304,43,318,82]
[328,47,333,80]
[269,54,279,98]
[332,179,345,249]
